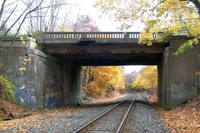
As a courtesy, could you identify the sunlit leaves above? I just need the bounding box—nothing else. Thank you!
[95,0,200,53]
[87,66,125,97]
[196,72,200,75]
[131,66,157,91]
[18,68,26,71]
[174,39,196,55]
[58,26,74,32]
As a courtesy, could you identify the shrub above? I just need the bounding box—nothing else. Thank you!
[0,75,15,100]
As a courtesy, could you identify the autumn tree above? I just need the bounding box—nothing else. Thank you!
[131,66,157,91]
[87,66,125,98]
[95,0,200,52]
[58,15,100,32]
[73,15,100,32]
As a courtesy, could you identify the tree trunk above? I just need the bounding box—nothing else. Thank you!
[198,54,200,93]
[85,66,90,90]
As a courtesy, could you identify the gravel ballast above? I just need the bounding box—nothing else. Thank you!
[123,102,171,133]
[0,95,129,132]
[0,93,171,132]
[1,105,116,132]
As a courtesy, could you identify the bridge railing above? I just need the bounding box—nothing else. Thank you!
[37,32,161,43]
[44,32,143,39]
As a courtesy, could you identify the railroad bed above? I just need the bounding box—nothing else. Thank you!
[74,95,135,133]
[0,93,170,132]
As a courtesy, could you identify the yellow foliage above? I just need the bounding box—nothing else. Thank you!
[58,26,74,32]
[95,0,200,53]
[87,66,125,97]
[18,68,26,71]
[131,66,157,91]
[196,72,200,75]
[30,41,36,49]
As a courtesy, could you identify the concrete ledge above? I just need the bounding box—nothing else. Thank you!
[31,49,65,64]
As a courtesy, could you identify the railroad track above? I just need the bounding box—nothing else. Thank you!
[73,95,135,133]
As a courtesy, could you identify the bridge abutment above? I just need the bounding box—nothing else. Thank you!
[0,38,83,108]
[158,38,198,110]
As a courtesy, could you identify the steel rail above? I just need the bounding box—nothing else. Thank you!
[73,94,133,133]
[116,98,135,133]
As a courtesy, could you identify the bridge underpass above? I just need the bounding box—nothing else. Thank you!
[0,32,197,110]
[36,32,199,110]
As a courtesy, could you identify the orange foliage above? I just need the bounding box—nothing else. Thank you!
[86,66,125,98]
[153,94,200,132]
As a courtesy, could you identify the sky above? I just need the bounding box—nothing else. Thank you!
[123,65,145,74]
[70,0,144,32]
[70,0,145,74]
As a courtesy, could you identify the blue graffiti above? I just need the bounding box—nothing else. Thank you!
[15,85,34,103]
[48,97,54,106]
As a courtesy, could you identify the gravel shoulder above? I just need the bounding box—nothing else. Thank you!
[123,103,171,133]
[122,93,171,133]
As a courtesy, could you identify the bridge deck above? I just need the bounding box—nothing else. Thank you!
[36,32,169,65]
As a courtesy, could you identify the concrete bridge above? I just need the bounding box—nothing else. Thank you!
[37,32,168,65]
[0,32,199,110]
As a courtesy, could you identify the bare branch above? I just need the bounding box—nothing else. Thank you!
[0,0,7,22]
[39,2,71,10]
[0,0,36,42]
[4,0,19,9]
[0,5,17,31]
[15,0,43,36]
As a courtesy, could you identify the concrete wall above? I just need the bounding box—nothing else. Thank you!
[0,38,64,108]
[63,63,82,106]
[27,50,64,108]
[158,37,199,110]
[0,38,82,108]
